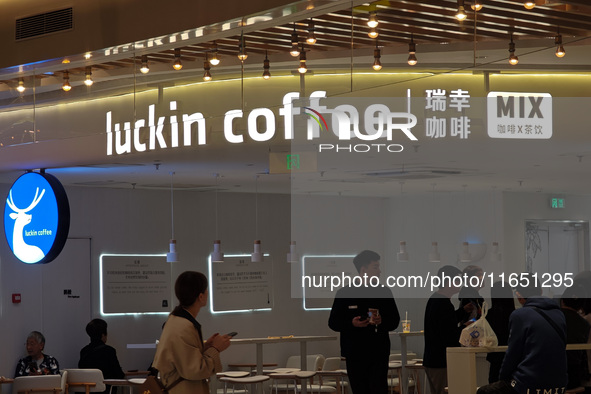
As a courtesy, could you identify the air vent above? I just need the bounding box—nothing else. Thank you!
[16,8,73,40]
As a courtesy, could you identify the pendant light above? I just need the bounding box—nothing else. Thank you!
[397,181,409,262]
[84,66,93,86]
[298,45,307,74]
[508,34,519,65]
[455,0,468,21]
[17,78,25,93]
[429,184,441,263]
[471,0,483,11]
[62,71,72,92]
[262,51,271,80]
[524,1,535,10]
[166,171,179,262]
[140,55,150,74]
[211,174,224,262]
[238,32,248,61]
[372,41,382,71]
[290,24,300,57]
[306,19,316,45]
[367,11,378,28]
[203,55,212,81]
[210,41,221,66]
[287,241,298,263]
[555,29,565,58]
[251,175,263,262]
[408,35,418,66]
[173,48,183,70]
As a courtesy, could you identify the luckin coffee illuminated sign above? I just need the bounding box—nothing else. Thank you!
[4,172,70,264]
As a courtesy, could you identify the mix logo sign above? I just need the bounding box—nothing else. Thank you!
[487,92,552,139]
[3,172,70,264]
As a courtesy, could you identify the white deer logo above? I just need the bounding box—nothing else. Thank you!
[6,187,46,263]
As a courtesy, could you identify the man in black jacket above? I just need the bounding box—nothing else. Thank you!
[477,282,567,394]
[328,250,400,394]
[423,265,464,394]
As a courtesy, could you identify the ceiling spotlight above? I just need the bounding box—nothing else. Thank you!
[471,0,483,11]
[298,46,307,74]
[62,71,71,92]
[372,42,382,71]
[84,52,92,60]
[306,19,316,45]
[368,27,379,39]
[555,31,565,58]
[140,55,150,74]
[524,1,535,9]
[408,35,418,66]
[263,51,271,80]
[203,57,212,81]
[290,25,300,56]
[173,48,183,70]
[238,33,248,61]
[456,0,468,21]
[367,11,378,28]
[210,41,220,66]
[84,66,93,86]
[16,78,25,93]
[509,34,519,65]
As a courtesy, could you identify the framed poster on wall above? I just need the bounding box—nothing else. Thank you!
[100,254,172,315]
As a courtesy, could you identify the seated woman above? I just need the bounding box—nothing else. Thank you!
[14,331,60,377]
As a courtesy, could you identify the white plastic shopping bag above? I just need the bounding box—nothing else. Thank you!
[459,301,498,347]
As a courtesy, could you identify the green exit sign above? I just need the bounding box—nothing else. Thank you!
[550,198,565,209]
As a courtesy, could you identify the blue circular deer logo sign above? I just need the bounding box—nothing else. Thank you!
[4,172,70,264]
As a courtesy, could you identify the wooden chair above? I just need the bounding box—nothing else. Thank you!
[13,372,67,394]
[64,369,105,394]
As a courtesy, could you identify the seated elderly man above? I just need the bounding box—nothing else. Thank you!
[14,331,60,377]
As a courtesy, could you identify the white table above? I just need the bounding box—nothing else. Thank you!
[230,335,337,394]
[391,331,424,394]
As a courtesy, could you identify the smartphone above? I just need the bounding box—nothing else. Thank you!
[227,331,238,337]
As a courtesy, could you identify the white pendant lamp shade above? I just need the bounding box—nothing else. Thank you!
[287,240,298,263]
[429,242,441,263]
[167,239,179,262]
[252,240,263,262]
[211,240,224,262]
[397,241,409,262]
[460,241,472,263]
[491,241,502,261]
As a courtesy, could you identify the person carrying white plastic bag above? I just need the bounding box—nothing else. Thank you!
[459,301,498,347]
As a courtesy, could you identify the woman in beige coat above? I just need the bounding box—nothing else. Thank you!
[153,271,231,394]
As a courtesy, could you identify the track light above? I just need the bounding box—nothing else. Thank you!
[84,66,93,86]
[524,1,535,9]
[372,42,382,71]
[367,11,378,28]
[203,56,212,81]
[509,35,519,65]
[140,55,150,74]
[62,71,71,91]
[306,19,316,45]
[456,0,468,21]
[298,46,307,74]
[173,48,183,70]
[290,25,300,57]
[263,51,271,80]
[210,42,220,66]
[16,78,25,93]
[555,31,565,58]
[368,27,379,39]
[408,35,418,66]
[471,0,483,11]
[238,33,248,61]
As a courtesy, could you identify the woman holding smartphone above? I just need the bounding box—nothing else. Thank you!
[152,271,231,394]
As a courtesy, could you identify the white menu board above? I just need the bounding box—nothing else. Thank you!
[210,255,273,313]
[100,254,172,314]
